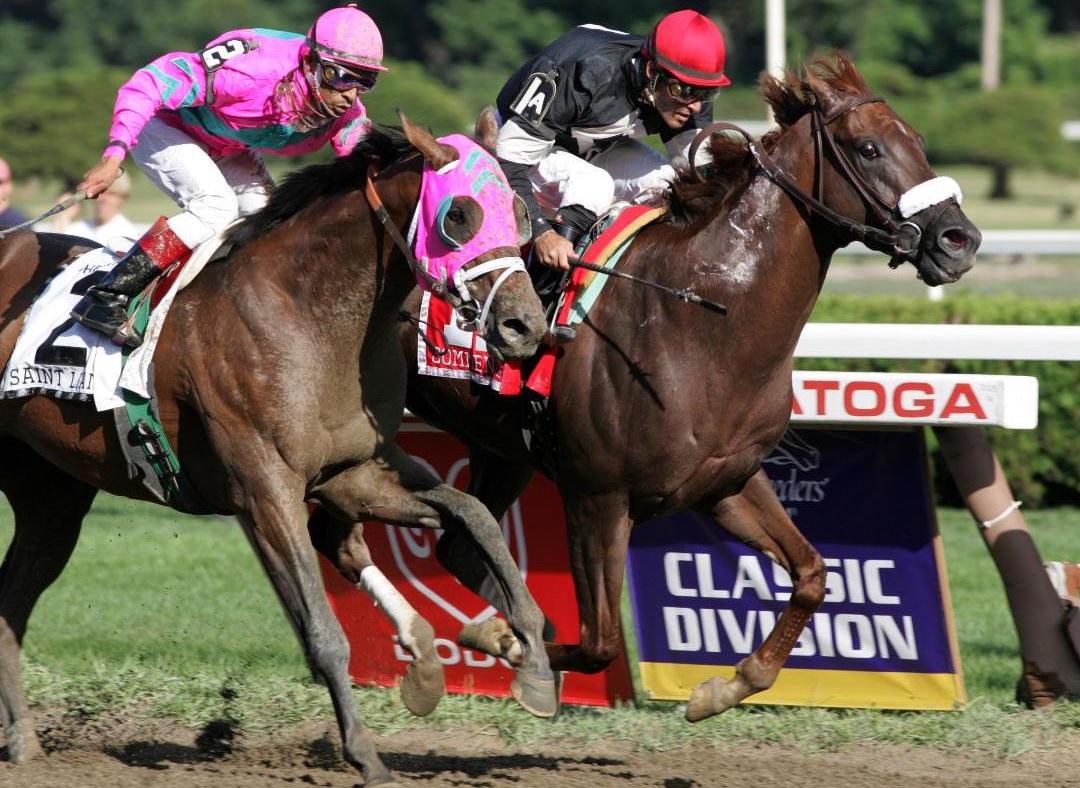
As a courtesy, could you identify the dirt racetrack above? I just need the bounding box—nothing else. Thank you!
[4,708,1080,788]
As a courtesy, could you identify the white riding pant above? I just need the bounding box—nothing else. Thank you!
[529,139,675,217]
[131,117,274,248]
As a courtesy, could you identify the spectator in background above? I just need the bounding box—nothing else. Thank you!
[0,157,30,228]
[63,172,147,252]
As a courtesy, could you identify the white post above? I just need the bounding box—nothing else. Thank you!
[981,0,1002,92]
[765,0,786,127]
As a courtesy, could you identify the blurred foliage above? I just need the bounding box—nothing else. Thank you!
[805,295,1080,507]
[362,59,474,134]
[0,67,128,181]
[0,0,1076,180]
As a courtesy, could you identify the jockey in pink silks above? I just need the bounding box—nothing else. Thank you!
[72,4,386,347]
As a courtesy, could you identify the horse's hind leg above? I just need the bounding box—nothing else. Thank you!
[686,469,825,722]
[0,438,96,762]
[311,443,557,719]
[307,506,444,717]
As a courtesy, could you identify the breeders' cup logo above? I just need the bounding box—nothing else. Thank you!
[762,429,830,510]
[384,455,527,625]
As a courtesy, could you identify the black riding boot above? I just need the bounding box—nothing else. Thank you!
[71,217,190,347]
[531,204,597,342]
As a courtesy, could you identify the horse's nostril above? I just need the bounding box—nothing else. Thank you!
[941,228,970,252]
[501,317,530,339]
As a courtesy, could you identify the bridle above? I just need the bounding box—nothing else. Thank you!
[689,91,954,268]
[364,162,525,331]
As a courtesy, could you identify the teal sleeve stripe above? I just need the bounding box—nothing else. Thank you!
[252,28,305,40]
[142,65,179,103]
[169,59,202,108]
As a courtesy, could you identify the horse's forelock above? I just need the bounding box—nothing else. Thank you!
[761,53,872,129]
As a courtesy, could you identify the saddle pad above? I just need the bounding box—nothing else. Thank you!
[1,247,125,409]
[1,227,229,410]
[554,204,666,328]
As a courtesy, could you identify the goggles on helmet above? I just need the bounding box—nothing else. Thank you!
[319,61,379,93]
[659,73,718,104]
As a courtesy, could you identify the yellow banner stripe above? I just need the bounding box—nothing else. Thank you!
[639,662,967,711]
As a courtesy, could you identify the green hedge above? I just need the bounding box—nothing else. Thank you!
[802,295,1080,507]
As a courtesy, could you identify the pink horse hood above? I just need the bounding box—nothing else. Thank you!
[409,135,523,288]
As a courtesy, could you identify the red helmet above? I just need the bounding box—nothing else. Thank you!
[645,10,731,88]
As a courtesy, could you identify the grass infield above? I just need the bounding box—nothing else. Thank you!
[2,495,1079,756]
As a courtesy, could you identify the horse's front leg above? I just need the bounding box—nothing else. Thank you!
[234,469,394,786]
[311,443,558,718]
[686,469,826,722]
[307,506,444,717]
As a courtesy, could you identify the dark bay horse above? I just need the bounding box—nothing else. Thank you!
[0,117,555,785]
[400,57,981,720]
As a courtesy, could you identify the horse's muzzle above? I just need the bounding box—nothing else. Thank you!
[916,203,981,285]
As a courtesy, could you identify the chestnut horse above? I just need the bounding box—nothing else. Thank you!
[400,58,981,720]
[0,117,556,786]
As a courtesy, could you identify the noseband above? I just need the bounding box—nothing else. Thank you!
[689,93,956,268]
[364,164,525,331]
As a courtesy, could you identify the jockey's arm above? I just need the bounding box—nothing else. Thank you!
[102,52,210,163]
[495,118,556,241]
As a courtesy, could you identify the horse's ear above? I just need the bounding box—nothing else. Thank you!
[801,65,843,118]
[474,106,500,154]
[512,194,531,246]
[399,111,458,170]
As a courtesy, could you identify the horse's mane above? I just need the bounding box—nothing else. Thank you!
[226,125,415,247]
[665,54,872,227]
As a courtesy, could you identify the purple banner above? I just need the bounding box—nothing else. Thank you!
[627,428,956,675]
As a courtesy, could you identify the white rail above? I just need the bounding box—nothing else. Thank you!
[795,323,1080,361]
[836,230,1080,257]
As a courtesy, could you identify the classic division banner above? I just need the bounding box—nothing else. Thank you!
[320,421,634,707]
[627,427,966,710]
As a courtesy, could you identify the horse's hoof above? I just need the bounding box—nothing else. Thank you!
[400,653,445,717]
[399,619,445,717]
[364,772,402,787]
[685,676,740,722]
[511,670,559,718]
[459,617,522,665]
[6,727,45,764]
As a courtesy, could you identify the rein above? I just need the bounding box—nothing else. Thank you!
[688,95,926,267]
[364,163,525,331]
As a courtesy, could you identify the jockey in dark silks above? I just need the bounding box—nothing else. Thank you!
[495,10,732,282]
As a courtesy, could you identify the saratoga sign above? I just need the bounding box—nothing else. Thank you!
[627,427,966,710]
[789,371,1037,429]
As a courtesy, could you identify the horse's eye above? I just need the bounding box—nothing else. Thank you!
[858,142,880,160]
[447,207,465,224]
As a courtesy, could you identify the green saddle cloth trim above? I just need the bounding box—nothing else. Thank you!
[119,292,205,512]
[566,236,636,326]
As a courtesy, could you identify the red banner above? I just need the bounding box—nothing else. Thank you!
[320,421,634,707]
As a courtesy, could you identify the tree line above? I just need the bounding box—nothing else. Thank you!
[1,0,1077,194]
